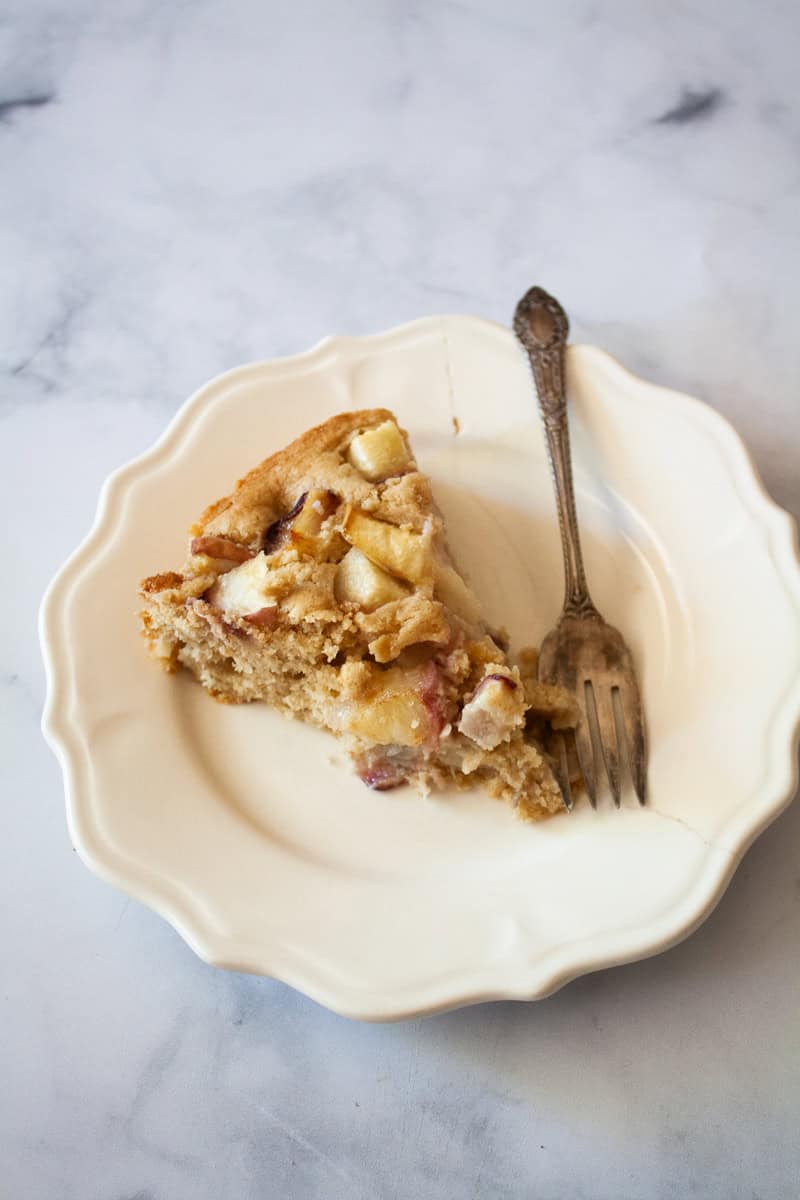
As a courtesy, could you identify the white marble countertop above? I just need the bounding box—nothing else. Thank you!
[4,1,799,1196]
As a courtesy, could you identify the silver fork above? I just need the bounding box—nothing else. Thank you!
[513,286,647,810]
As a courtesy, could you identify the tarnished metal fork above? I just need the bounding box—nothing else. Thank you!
[513,287,647,810]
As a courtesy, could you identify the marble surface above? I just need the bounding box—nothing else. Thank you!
[4,1,799,1196]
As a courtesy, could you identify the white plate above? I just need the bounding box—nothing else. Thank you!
[40,316,800,1021]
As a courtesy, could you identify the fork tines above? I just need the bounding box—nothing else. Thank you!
[553,681,646,811]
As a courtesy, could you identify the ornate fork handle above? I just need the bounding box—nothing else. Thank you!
[513,287,597,622]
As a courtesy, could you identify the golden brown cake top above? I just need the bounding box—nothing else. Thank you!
[191,408,438,550]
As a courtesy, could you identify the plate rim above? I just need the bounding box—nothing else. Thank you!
[39,314,800,1021]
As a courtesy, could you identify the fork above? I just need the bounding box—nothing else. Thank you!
[513,286,647,810]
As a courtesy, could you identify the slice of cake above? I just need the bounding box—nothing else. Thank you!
[139,409,574,819]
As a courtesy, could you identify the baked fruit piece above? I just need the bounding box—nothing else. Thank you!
[139,409,575,819]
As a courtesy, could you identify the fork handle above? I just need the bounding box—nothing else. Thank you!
[513,287,596,620]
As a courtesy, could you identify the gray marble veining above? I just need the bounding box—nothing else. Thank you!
[3,1,799,1196]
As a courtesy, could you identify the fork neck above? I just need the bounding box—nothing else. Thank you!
[544,412,598,621]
